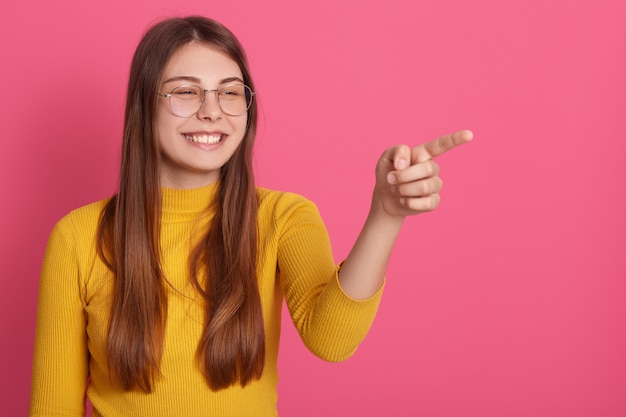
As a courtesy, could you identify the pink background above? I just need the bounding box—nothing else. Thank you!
[2,0,625,416]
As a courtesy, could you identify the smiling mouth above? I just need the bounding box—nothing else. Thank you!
[183,134,224,144]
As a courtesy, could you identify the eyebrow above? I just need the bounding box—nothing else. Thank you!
[162,76,245,85]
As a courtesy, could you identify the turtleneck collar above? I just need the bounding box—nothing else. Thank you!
[161,181,218,223]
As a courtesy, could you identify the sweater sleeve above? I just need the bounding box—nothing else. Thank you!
[276,194,384,361]
[30,216,89,417]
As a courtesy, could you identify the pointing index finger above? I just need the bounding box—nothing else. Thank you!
[414,130,473,163]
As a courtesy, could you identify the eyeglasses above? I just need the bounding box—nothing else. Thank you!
[157,83,255,117]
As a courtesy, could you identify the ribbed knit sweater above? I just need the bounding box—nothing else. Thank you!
[30,183,383,417]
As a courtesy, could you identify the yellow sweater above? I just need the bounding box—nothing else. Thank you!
[30,183,383,417]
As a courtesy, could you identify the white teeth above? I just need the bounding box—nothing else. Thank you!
[184,134,222,144]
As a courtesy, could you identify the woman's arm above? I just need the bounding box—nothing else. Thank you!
[30,218,89,417]
[338,130,473,299]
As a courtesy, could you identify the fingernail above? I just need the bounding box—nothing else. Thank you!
[387,173,396,184]
[397,159,407,170]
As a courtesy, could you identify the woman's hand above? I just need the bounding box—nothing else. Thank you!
[373,130,473,219]
[339,130,473,298]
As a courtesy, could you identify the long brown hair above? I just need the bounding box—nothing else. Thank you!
[97,16,263,392]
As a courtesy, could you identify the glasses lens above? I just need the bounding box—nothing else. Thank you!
[169,85,203,117]
[218,84,252,116]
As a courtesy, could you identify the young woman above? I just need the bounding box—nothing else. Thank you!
[29,16,472,417]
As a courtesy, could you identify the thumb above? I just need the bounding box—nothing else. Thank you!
[377,144,411,183]
[393,145,411,170]
[379,145,411,172]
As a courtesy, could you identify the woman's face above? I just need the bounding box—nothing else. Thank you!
[155,42,249,189]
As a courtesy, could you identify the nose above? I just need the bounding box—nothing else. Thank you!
[197,90,222,120]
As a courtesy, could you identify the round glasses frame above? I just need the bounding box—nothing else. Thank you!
[157,83,255,118]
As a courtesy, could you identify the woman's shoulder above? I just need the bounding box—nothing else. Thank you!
[256,187,321,221]
[52,197,111,237]
[257,187,316,208]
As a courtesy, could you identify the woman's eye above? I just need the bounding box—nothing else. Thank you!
[176,89,198,96]
[220,85,245,97]
[172,86,201,97]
